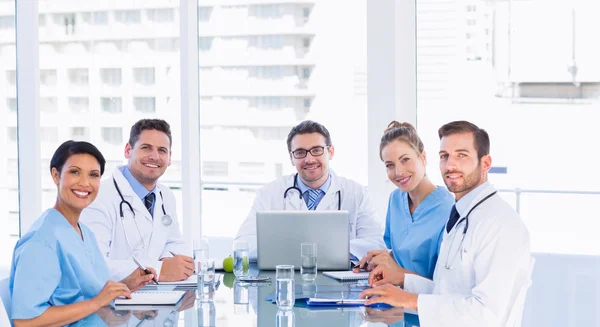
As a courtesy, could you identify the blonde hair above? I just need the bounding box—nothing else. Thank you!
[379,121,424,160]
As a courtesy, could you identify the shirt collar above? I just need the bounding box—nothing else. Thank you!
[455,181,490,216]
[296,173,332,195]
[119,166,157,200]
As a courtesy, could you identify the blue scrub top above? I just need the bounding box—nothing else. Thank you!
[9,208,110,320]
[384,187,454,279]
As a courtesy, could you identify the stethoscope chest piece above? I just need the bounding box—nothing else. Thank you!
[162,214,173,226]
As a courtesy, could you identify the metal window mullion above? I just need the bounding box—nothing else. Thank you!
[16,0,41,236]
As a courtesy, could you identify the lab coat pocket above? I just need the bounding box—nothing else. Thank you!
[459,245,476,287]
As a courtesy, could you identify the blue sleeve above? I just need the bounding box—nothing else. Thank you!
[11,242,61,320]
[383,193,393,250]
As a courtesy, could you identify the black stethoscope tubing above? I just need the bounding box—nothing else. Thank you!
[453,190,498,235]
[113,177,168,219]
[283,173,341,210]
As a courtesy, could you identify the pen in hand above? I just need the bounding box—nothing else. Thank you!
[132,256,159,285]
[169,251,177,257]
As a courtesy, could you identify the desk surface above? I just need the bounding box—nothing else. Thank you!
[73,268,416,327]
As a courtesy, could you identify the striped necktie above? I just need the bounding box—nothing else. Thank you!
[144,192,155,215]
[306,189,321,210]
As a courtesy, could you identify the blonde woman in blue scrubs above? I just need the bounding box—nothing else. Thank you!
[355,121,454,279]
[9,141,156,327]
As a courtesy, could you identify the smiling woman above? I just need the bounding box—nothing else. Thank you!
[8,141,156,327]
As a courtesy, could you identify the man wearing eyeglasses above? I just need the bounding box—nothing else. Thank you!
[235,120,386,261]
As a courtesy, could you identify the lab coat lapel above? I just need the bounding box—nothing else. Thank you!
[316,171,341,211]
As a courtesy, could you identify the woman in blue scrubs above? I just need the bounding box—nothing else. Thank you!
[9,141,156,327]
[355,121,454,279]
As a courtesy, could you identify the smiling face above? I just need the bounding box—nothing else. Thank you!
[52,153,102,212]
[382,140,427,192]
[125,129,171,190]
[439,132,491,201]
[289,133,334,187]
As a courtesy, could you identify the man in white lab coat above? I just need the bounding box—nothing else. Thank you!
[235,120,386,261]
[81,119,193,282]
[360,121,532,327]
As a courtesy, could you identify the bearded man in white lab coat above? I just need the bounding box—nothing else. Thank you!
[235,120,386,261]
[360,121,532,327]
[81,119,193,282]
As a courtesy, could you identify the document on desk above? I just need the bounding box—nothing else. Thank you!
[158,275,197,286]
[115,291,186,306]
[306,291,366,306]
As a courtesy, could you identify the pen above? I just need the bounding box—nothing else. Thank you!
[132,256,159,285]
[169,251,177,257]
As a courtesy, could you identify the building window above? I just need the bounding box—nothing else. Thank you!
[101,97,122,113]
[100,68,122,86]
[6,70,16,86]
[302,67,311,79]
[92,11,109,25]
[40,97,58,113]
[68,68,89,86]
[303,7,311,19]
[153,38,179,52]
[133,67,155,85]
[41,127,58,143]
[198,7,211,22]
[257,96,283,109]
[101,127,123,145]
[147,9,175,23]
[203,161,228,177]
[0,15,15,30]
[54,13,76,35]
[69,97,89,113]
[71,127,89,140]
[466,19,476,26]
[239,162,265,177]
[7,98,16,112]
[40,69,57,86]
[134,97,156,113]
[466,5,476,12]
[7,127,17,142]
[199,37,213,51]
[304,98,312,109]
[115,10,141,24]
[303,37,311,48]
[39,14,46,27]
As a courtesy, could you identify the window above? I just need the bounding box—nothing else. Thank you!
[7,98,16,112]
[92,11,109,25]
[198,7,211,22]
[101,97,122,113]
[69,97,89,113]
[153,38,179,52]
[115,10,141,24]
[101,127,123,145]
[7,126,17,142]
[0,15,14,29]
[302,67,311,79]
[239,162,265,177]
[71,127,89,141]
[100,68,122,86]
[68,68,89,86]
[302,37,311,48]
[40,69,57,86]
[133,67,155,85]
[147,9,175,23]
[38,14,46,27]
[303,7,311,20]
[203,161,228,177]
[199,37,213,51]
[6,69,15,85]
[134,97,156,113]
[40,127,58,143]
[40,97,58,113]
[466,5,476,12]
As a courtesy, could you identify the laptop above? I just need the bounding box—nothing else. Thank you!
[256,211,350,271]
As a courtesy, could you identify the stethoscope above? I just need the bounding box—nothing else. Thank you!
[113,177,173,252]
[283,173,341,210]
[443,191,498,270]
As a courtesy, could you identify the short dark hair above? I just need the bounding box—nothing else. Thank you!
[128,119,172,148]
[438,120,490,160]
[50,140,106,175]
[286,120,332,152]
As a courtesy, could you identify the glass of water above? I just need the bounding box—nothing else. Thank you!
[194,238,210,273]
[276,309,295,327]
[300,242,317,282]
[276,265,295,310]
[197,300,216,327]
[233,241,249,278]
[197,259,215,300]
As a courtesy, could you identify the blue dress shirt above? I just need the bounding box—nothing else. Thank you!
[384,186,455,279]
[9,209,111,320]
[120,166,157,215]
[296,174,332,209]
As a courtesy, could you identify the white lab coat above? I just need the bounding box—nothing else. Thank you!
[80,166,189,281]
[403,184,532,327]
[234,171,386,260]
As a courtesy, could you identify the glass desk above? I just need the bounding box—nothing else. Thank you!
[73,268,418,327]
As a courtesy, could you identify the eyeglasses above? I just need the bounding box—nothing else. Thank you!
[290,146,330,159]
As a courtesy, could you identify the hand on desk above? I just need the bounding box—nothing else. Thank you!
[353,250,396,272]
[122,267,157,292]
[93,281,132,308]
[160,255,194,281]
[360,284,418,311]
[368,264,407,288]
[133,310,158,321]
[96,306,132,326]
